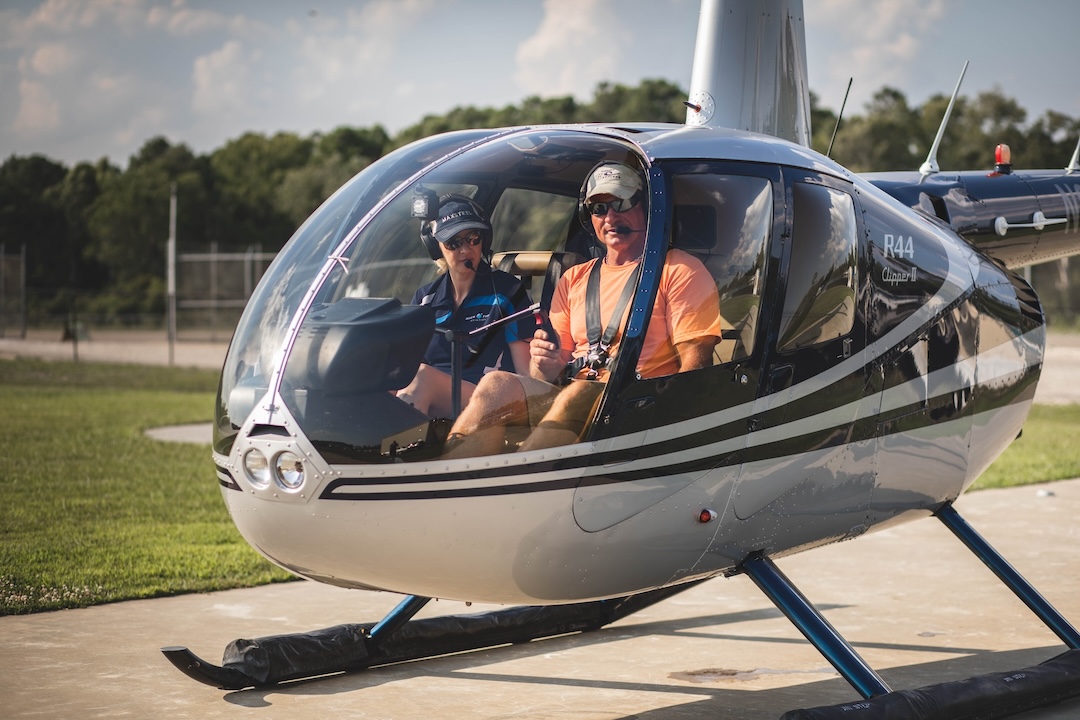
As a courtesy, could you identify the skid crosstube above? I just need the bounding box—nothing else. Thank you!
[761,502,1080,719]
[161,580,702,690]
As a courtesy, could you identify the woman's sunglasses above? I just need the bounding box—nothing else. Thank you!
[443,231,483,251]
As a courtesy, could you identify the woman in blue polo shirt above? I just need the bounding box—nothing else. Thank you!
[397,195,535,417]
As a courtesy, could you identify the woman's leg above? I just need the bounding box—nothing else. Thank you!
[397,364,475,417]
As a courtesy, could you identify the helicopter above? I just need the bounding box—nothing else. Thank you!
[164,0,1080,714]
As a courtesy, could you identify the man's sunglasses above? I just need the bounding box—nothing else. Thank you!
[585,194,641,216]
[443,231,483,251]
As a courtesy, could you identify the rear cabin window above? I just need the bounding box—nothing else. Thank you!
[778,182,858,352]
[670,173,772,363]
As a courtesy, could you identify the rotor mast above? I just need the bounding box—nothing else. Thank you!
[685,0,812,147]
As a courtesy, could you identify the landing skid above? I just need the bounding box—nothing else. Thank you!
[163,504,1080,719]
[161,581,701,690]
[760,502,1080,719]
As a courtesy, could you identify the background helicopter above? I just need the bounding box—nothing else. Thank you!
[165,0,1080,714]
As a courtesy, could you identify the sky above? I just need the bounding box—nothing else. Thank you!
[1,0,1078,169]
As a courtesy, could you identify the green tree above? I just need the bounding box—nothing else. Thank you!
[1009,109,1080,169]
[209,132,314,251]
[830,87,922,172]
[391,78,686,149]
[580,79,686,123]
[85,137,211,312]
[276,153,372,228]
[809,90,841,157]
[314,125,390,163]
[0,154,69,296]
[41,160,115,306]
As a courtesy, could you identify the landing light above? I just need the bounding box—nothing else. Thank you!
[275,451,305,490]
[243,449,270,487]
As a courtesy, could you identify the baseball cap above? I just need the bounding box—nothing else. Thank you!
[584,163,644,201]
[432,198,490,244]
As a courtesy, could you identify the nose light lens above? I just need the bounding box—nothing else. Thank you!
[243,449,270,486]
[275,451,305,490]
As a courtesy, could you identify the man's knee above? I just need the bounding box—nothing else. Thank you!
[472,370,525,405]
[476,369,520,390]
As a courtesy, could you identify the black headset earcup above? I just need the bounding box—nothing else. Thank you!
[578,162,616,230]
[420,220,442,260]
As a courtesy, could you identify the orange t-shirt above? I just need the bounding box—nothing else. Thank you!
[549,248,721,379]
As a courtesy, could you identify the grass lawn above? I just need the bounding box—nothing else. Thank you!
[0,358,293,615]
[1,357,1078,615]
[973,404,1080,489]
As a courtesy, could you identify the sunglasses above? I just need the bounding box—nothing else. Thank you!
[443,231,483,251]
[585,194,641,216]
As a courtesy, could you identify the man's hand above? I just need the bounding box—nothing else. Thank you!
[530,328,568,382]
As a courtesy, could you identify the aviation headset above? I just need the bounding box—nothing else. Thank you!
[576,161,647,230]
[420,194,494,262]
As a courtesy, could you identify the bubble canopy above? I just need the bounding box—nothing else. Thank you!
[215,128,650,461]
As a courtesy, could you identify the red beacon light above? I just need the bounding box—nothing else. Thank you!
[994,143,1013,174]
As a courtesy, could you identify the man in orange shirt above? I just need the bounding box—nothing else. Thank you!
[446,162,721,455]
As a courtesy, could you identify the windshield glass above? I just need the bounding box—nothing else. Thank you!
[214,129,503,454]
[273,130,648,464]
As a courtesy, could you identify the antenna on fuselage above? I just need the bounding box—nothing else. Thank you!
[1067,136,1080,174]
[920,61,969,180]
[826,77,853,158]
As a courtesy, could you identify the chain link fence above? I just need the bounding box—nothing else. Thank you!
[175,244,275,342]
[0,243,26,339]
[2,243,276,345]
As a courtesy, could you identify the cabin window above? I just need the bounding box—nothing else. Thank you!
[777,182,858,352]
[491,188,578,253]
[670,173,772,362]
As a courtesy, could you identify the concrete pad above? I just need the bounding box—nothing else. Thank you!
[144,423,212,445]
[0,334,227,370]
[4,479,1080,719]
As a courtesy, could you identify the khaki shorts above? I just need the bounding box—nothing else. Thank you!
[517,376,605,434]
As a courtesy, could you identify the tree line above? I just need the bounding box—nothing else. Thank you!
[1,78,1078,322]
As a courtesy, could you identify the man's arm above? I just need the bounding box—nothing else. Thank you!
[508,340,532,376]
[674,336,717,372]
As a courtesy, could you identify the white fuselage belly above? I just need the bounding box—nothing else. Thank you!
[220,332,1034,605]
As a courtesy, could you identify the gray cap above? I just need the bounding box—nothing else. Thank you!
[584,163,643,201]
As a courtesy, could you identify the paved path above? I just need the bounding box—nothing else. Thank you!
[0,332,228,370]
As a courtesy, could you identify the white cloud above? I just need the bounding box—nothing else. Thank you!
[515,0,629,99]
[808,0,947,111]
[146,2,265,38]
[281,0,434,124]
[22,0,84,33]
[22,0,146,34]
[13,79,60,133]
[346,0,433,35]
[192,40,255,119]
[29,43,75,76]
[0,0,1074,168]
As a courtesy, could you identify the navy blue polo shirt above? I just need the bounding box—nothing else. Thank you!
[412,266,536,383]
